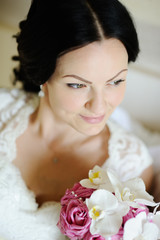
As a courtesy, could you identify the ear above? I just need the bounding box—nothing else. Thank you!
[43,82,49,97]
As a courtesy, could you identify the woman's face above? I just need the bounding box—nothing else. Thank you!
[45,38,128,136]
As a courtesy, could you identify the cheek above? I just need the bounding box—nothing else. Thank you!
[107,85,126,107]
[50,89,86,112]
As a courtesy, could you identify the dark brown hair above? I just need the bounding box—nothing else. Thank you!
[13,0,139,92]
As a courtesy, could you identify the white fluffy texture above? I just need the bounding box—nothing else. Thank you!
[111,107,160,204]
[0,88,153,239]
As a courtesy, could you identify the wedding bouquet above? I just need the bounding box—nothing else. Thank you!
[57,165,160,240]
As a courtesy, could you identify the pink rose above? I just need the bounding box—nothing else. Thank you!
[123,207,135,224]
[134,204,149,217]
[123,205,149,224]
[61,182,95,206]
[57,199,91,240]
[84,231,105,240]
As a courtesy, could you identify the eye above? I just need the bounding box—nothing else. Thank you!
[67,83,87,89]
[107,79,125,86]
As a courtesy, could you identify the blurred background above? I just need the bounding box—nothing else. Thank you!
[0,0,160,132]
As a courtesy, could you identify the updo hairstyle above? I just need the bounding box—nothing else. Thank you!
[13,0,139,92]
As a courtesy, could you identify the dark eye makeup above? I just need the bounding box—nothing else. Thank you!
[108,79,125,86]
[67,83,86,89]
[66,79,125,89]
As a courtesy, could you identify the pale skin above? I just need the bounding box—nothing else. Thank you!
[13,38,153,206]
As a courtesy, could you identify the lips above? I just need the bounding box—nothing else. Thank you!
[80,114,105,124]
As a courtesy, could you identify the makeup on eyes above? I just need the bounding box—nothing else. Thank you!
[66,79,125,89]
[67,83,87,89]
[62,69,127,89]
[106,79,126,86]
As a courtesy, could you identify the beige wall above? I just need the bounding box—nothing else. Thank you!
[119,1,160,131]
[120,0,160,26]
[0,24,18,87]
[0,0,30,87]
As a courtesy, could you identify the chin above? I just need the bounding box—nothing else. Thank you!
[79,124,105,136]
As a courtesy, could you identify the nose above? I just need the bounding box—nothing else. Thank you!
[85,90,106,115]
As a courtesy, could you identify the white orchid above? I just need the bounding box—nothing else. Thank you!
[80,166,159,238]
[86,189,128,238]
[123,211,159,240]
[107,169,157,209]
[148,211,160,238]
[80,165,113,192]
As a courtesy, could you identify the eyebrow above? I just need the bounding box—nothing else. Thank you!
[62,74,92,84]
[62,69,128,84]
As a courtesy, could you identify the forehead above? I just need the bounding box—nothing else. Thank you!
[55,39,128,79]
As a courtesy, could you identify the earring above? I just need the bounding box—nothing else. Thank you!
[38,85,45,97]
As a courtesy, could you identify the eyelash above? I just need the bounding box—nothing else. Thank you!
[67,79,125,89]
[67,83,86,89]
[107,79,125,86]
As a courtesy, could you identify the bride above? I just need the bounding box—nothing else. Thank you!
[0,0,153,239]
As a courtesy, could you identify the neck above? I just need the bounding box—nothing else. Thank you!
[29,97,88,146]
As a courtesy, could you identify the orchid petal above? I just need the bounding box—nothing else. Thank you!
[80,166,113,191]
[125,178,146,192]
[123,211,159,240]
[86,189,118,212]
[90,213,122,237]
[123,212,147,240]
[126,201,141,209]
[107,168,122,190]
[123,178,155,203]
[153,211,160,228]
[86,189,126,238]
[118,202,130,216]
[152,211,160,238]
[135,198,157,207]
[107,171,156,209]
[142,222,159,240]
[80,179,98,189]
